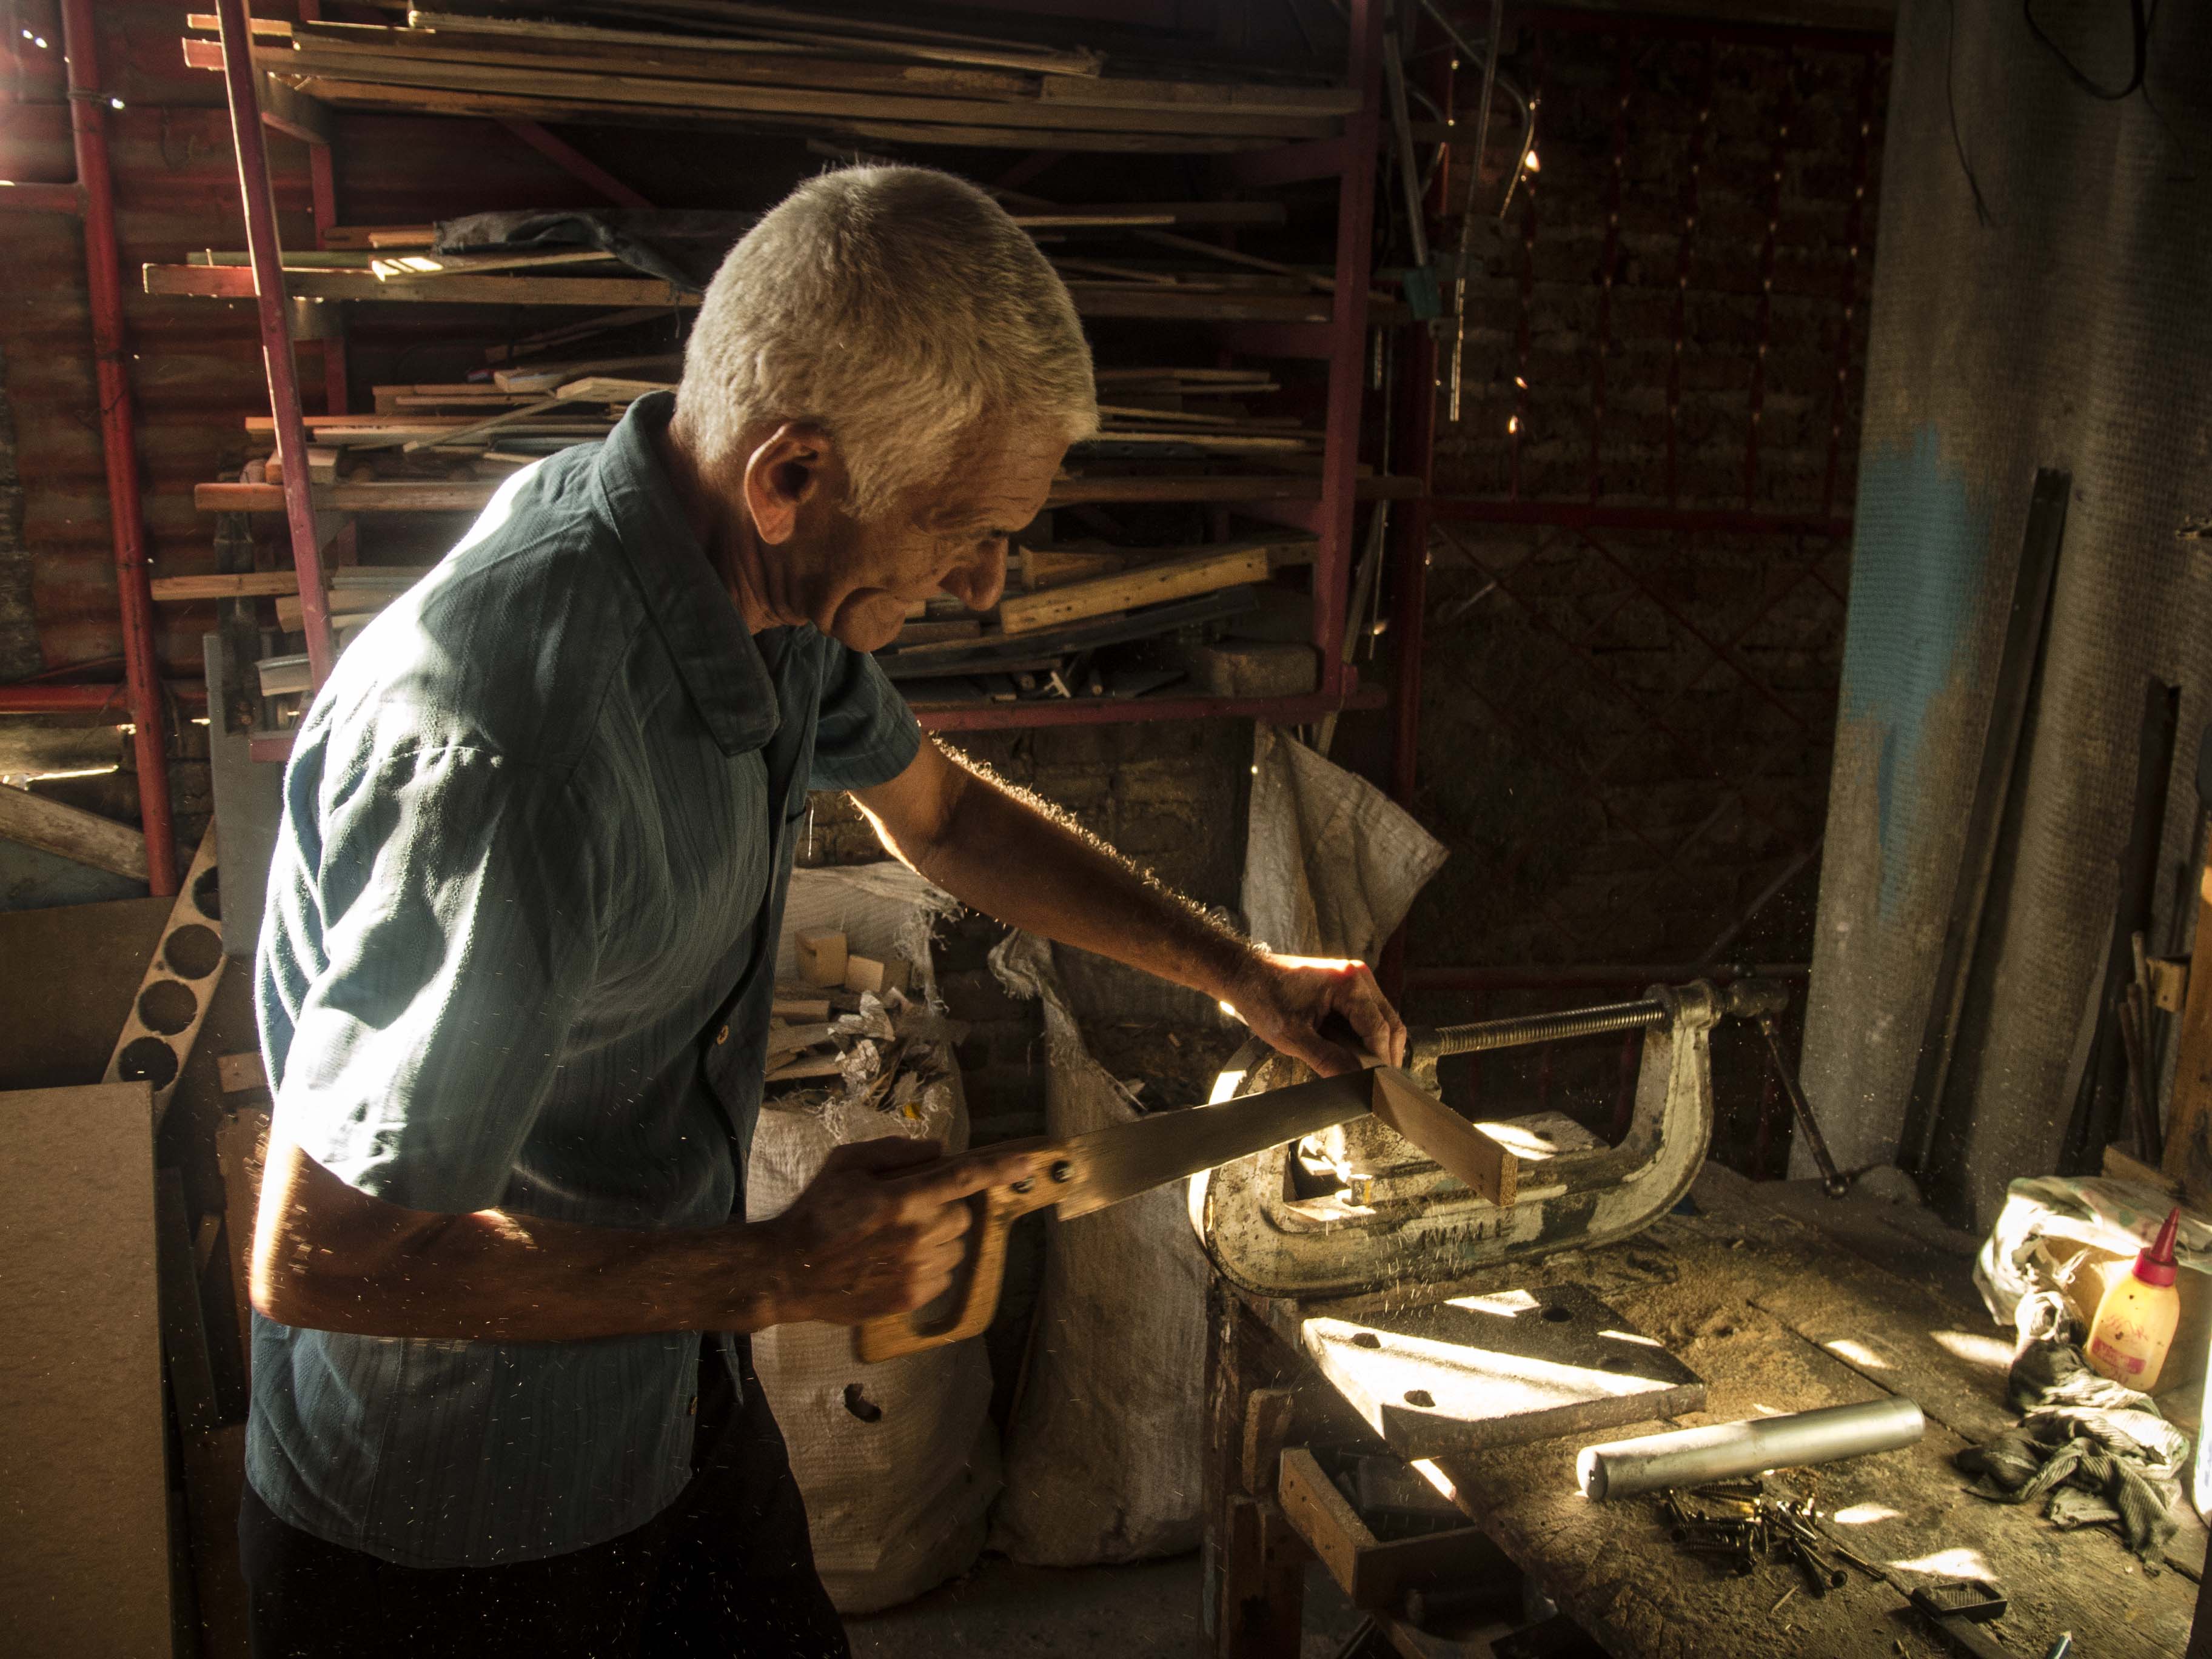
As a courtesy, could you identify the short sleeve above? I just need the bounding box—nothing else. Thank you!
[809,638,922,792]
[271,745,603,1214]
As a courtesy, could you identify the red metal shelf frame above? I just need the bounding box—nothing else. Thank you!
[204,0,1404,739]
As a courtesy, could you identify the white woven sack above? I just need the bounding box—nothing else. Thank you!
[746,863,997,1614]
[985,930,1213,1565]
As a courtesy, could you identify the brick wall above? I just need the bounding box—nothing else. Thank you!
[1410,23,1884,981]
[796,19,1889,1178]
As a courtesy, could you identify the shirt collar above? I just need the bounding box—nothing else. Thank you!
[592,392,780,758]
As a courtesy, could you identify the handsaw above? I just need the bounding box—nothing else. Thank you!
[856,1062,1515,1361]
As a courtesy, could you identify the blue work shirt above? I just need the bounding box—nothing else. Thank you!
[249,392,921,1568]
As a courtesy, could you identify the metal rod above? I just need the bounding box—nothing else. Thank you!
[213,0,338,688]
[1578,1398,1925,1501]
[1408,962,1808,991]
[1758,1014,1848,1197]
[1421,997,1667,1061]
[60,0,179,895]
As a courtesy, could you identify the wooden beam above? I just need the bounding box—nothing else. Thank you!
[267,44,1335,138]
[150,260,1364,322]
[147,261,696,309]
[998,541,1274,635]
[179,39,332,143]
[150,571,300,602]
[280,25,1036,100]
[284,75,1280,152]
[0,785,149,882]
[195,476,1423,515]
[407,4,1105,79]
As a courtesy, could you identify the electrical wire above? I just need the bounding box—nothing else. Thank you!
[2023,0,2149,100]
[1945,0,1995,226]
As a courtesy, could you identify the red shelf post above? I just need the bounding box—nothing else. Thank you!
[59,0,179,894]
[212,0,339,688]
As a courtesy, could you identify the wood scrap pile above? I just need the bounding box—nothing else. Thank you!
[224,364,1319,474]
[768,929,962,1118]
[183,5,1355,152]
[189,346,1324,711]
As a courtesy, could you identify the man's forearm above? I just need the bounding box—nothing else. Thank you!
[253,1138,800,1342]
[885,764,1259,1005]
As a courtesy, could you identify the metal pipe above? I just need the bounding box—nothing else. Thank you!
[212,0,338,686]
[1577,1398,1925,1501]
[0,682,207,715]
[60,0,179,895]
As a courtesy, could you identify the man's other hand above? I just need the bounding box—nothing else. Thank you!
[768,1136,1053,1326]
[1222,950,1409,1079]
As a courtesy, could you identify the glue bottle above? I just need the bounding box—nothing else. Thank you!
[2085,1205,2182,1390]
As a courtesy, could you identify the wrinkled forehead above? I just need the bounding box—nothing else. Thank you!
[911,424,1068,535]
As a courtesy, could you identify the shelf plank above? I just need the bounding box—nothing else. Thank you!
[196,475,1425,515]
[261,44,1337,138]
[285,76,1285,153]
[147,263,1356,322]
[999,544,1275,636]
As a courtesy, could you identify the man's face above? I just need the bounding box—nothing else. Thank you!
[805,423,1067,653]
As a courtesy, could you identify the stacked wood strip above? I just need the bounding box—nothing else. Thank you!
[179,12,1352,152]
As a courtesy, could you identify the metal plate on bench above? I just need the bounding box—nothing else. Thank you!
[1302,1283,1705,1461]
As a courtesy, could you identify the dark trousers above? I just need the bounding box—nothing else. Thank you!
[240,1338,850,1659]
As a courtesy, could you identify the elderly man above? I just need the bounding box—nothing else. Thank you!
[244,166,1404,1658]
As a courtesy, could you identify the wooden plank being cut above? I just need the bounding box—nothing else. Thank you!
[998,541,1272,635]
[0,783,149,882]
[0,1082,172,1658]
[1372,1067,1518,1207]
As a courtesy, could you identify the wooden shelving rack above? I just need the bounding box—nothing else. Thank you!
[182,0,1427,752]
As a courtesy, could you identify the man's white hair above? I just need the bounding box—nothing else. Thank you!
[676,165,1098,521]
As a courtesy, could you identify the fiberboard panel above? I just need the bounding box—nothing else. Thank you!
[0,1082,172,1657]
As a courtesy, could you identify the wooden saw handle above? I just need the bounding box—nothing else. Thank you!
[853,1138,1065,1363]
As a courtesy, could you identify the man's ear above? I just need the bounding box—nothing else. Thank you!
[741,423,839,546]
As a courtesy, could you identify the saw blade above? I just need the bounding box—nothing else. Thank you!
[1050,1068,1375,1220]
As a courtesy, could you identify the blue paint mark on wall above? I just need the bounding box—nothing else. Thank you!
[1838,426,1992,917]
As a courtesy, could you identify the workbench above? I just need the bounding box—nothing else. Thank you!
[1202,1163,2204,1658]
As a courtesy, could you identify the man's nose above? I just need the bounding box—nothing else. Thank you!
[942,541,1007,612]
